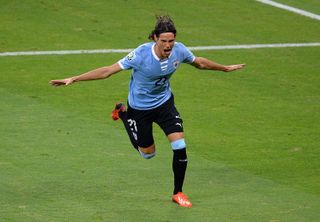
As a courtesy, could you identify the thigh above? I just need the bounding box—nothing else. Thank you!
[155,95,184,136]
[127,105,155,148]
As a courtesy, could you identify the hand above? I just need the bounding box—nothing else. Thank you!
[50,77,75,86]
[224,64,246,72]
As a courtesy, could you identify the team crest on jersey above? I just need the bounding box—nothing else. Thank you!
[173,60,180,69]
[126,51,136,61]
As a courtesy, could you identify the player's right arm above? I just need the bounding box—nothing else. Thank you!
[50,63,122,86]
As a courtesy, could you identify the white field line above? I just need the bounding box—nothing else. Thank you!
[0,43,320,57]
[0,48,134,57]
[256,0,320,21]
[188,43,320,51]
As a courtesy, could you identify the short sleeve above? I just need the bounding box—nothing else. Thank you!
[179,43,195,64]
[118,50,139,70]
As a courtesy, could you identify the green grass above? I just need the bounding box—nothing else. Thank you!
[1,0,320,221]
[1,0,319,51]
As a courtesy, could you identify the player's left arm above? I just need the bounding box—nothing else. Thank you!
[191,57,245,72]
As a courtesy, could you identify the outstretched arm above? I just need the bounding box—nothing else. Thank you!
[191,57,245,72]
[50,63,122,86]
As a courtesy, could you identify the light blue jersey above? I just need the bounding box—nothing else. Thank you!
[118,42,195,110]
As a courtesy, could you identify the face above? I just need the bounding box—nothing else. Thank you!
[154,32,176,59]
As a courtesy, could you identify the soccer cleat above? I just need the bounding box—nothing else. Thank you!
[111,103,126,121]
[172,192,192,208]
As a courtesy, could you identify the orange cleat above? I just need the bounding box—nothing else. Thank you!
[111,103,126,121]
[172,192,192,208]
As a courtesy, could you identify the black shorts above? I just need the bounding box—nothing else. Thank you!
[126,95,183,148]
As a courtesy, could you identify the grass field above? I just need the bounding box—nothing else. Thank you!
[1,0,320,221]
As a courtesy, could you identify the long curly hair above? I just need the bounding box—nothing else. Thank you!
[148,15,177,40]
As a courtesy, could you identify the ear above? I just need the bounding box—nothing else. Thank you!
[153,34,159,41]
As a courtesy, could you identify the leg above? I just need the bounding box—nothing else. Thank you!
[112,102,155,157]
[155,95,192,207]
[169,132,192,208]
[125,104,156,159]
[121,113,157,159]
[155,96,188,195]
[168,132,188,194]
[112,103,139,150]
[120,112,140,151]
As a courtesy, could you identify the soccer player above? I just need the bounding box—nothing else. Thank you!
[50,15,245,208]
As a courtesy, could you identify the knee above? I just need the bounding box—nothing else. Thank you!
[139,150,156,159]
[171,138,186,150]
[138,145,156,159]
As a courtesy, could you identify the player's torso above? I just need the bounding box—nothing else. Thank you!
[132,43,182,88]
[126,42,192,109]
[132,43,182,84]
